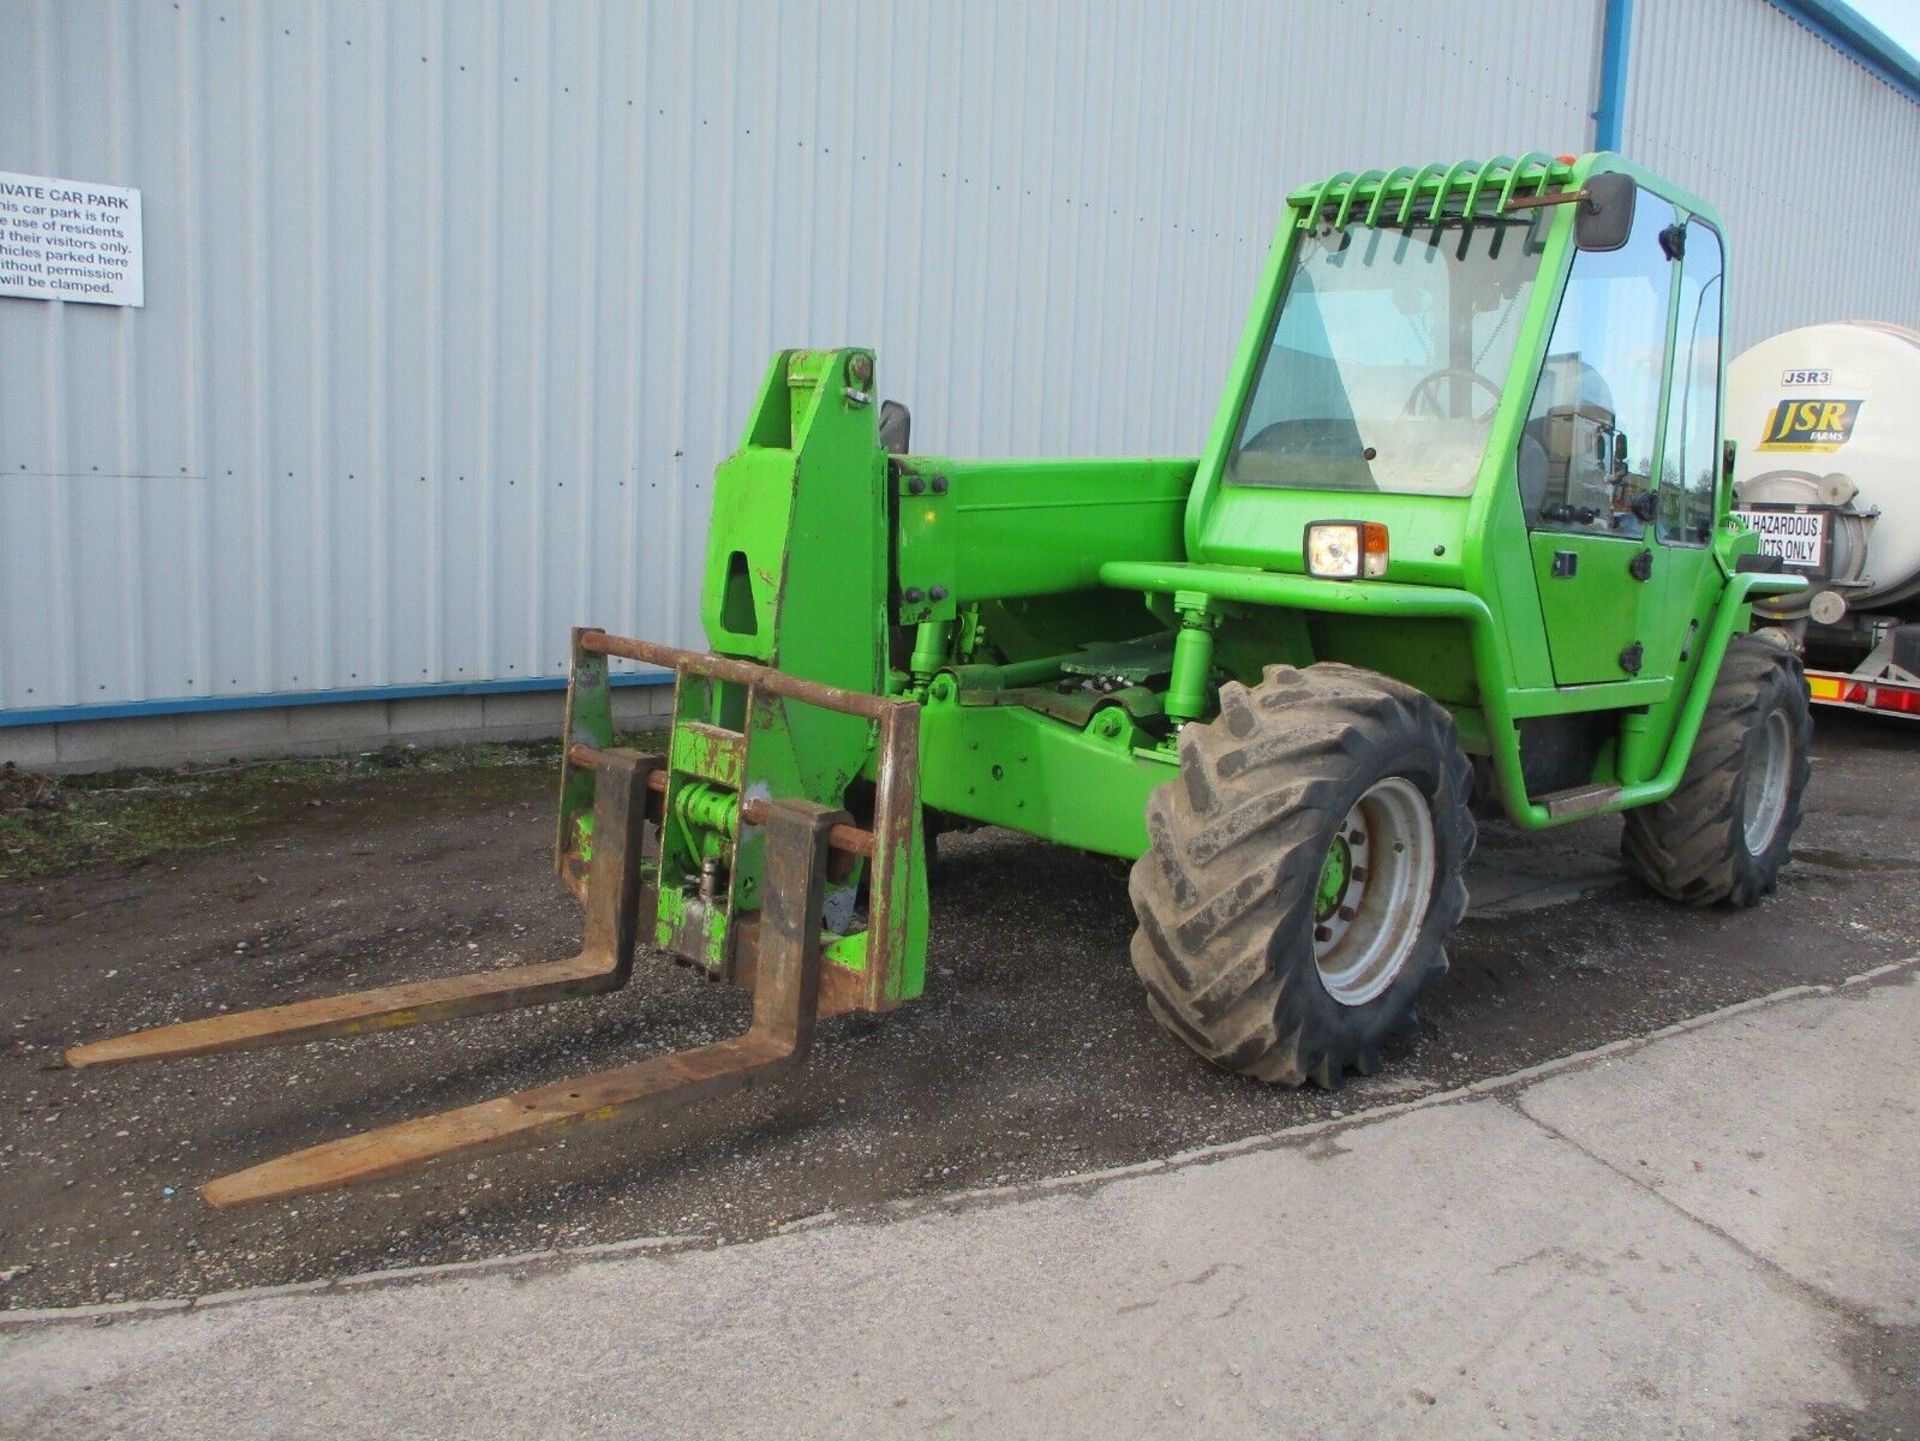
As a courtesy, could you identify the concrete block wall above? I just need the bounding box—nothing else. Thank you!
[0,684,674,774]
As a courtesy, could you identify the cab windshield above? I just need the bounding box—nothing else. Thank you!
[1226,213,1547,495]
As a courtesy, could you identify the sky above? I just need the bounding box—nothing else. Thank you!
[1848,0,1920,67]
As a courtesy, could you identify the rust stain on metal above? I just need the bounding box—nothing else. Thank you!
[579,629,893,721]
[862,700,921,1010]
[669,720,748,788]
[569,744,877,860]
[1502,186,1589,211]
[730,915,868,1018]
[64,957,621,1068]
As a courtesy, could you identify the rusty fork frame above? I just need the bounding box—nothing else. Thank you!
[572,629,922,1013]
[66,632,917,1208]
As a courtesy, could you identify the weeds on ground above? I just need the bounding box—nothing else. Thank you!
[0,733,663,879]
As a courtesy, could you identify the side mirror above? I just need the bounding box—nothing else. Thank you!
[1576,172,1636,252]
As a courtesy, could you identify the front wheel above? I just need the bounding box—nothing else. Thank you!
[1622,635,1811,906]
[1128,664,1475,1086]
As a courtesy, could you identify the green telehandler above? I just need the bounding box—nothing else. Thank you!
[71,151,1811,1206]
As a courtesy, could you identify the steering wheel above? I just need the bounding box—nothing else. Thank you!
[1403,368,1502,422]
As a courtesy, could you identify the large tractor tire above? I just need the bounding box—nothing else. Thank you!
[1622,634,1811,906]
[1129,663,1475,1086]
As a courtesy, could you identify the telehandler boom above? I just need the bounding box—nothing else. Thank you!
[72,152,1811,1206]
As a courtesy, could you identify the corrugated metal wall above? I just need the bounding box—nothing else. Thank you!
[0,0,1600,718]
[1622,0,1920,351]
[7,0,1915,726]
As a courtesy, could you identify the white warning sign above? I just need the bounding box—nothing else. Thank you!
[1735,507,1829,571]
[0,170,144,307]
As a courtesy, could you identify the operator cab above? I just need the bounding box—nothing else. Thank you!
[1184,154,1730,693]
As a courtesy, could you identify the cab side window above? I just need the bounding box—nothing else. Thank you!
[1658,221,1723,546]
[1518,189,1678,537]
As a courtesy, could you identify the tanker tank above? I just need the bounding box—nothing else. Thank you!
[1729,321,1920,693]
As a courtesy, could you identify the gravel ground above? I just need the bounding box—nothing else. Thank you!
[2,710,1917,1311]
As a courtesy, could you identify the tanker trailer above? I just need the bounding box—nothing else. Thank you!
[1730,321,1920,717]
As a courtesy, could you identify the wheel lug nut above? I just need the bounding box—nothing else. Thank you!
[1337,905,1357,921]
[1314,925,1333,942]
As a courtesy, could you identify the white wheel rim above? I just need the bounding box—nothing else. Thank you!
[1312,777,1437,1007]
[1742,709,1792,855]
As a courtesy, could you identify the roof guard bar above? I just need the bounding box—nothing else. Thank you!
[1428,159,1479,222]
[1464,156,1517,215]
[1335,170,1388,230]
[1506,151,1556,208]
[1298,153,1582,234]
[1364,166,1420,227]
[1497,151,1562,211]
[1396,162,1451,226]
[1300,171,1356,226]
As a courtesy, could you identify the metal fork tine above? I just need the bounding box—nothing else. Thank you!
[65,752,659,1071]
[65,955,625,1068]
[203,1033,792,1207]
[201,796,841,1208]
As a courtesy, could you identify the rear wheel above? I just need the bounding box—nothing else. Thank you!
[1129,664,1475,1086]
[1622,635,1811,906]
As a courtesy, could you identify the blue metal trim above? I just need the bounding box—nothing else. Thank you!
[1592,0,1634,152]
[0,671,673,729]
[1766,0,1920,105]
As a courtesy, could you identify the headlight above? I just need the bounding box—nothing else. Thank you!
[1305,521,1388,580]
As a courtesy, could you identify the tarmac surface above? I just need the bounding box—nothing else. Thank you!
[1,709,1918,1316]
[3,962,1914,1439]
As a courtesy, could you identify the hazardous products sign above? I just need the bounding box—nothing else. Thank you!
[1734,507,1829,570]
[0,170,144,307]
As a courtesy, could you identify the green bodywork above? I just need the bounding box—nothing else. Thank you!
[560,151,1804,1011]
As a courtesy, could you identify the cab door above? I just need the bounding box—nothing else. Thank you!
[1518,186,1679,686]
[1642,218,1726,673]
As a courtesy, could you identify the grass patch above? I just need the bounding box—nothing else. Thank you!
[0,733,663,880]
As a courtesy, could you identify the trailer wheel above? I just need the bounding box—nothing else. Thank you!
[1622,635,1811,906]
[1129,664,1475,1086]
